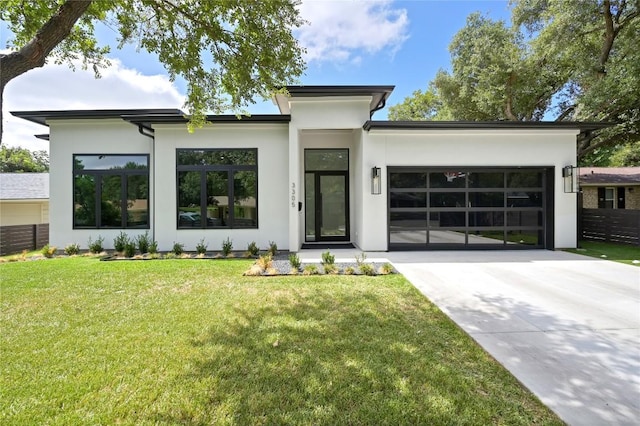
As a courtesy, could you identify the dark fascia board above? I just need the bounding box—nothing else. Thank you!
[35,134,50,141]
[363,120,614,133]
[121,113,291,125]
[11,109,185,126]
[283,85,395,115]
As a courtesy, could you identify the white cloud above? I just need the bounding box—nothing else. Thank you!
[2,56,184,151]
[296,0,409,63]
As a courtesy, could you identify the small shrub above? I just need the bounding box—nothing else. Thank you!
[355,252,367,267]
[378,263,395,275]
[288,253,301,270]
[323,263,339,274]
[221,237,233,257]
[265,267,279,276]
[359,263,376,276]
[256,253,273,270]
[114,231,129,253]
[64,243,80,256]
[244,264,264,276]
[87,236,104,254]
[164,252,177,259]
[41,244,56,258]
[196,238,208,255]
[19,250,28,261]
[136,231,152,254]
[246,241,260,257]
[344,266,355,275]
[289,267,299,275]
[321,250,335,266]
[148,240,158,254]
[149,253,161,259]
[302,264,319,275]
[123,241,136,258]
[180,253,192,259]
[267,240,278,256]
[172,242,184,256]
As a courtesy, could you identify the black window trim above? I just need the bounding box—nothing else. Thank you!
[176,148,259,229]
[72,153,150,229]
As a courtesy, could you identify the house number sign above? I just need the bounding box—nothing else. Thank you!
[291,182,296,207]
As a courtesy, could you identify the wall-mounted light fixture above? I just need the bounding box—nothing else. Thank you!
[371,166,381,195]
[563,165,578,193]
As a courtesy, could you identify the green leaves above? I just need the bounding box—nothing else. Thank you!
[0,146,49,172]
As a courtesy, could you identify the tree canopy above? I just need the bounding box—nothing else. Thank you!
[0,0,306,141]
[0,145,49,172]
[388,0,639,165]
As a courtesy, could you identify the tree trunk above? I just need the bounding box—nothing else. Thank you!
[0,0,92,144]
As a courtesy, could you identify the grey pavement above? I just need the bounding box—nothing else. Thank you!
[298,249,640,425]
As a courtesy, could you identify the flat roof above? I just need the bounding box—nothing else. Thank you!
[275,85,395,116]
[122,113,290,125]
[363,120,613,135]
[11,109,185,126]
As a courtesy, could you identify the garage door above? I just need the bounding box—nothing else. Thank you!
[388,167,554,250]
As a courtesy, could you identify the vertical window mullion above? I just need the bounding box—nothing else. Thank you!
[121,172,127,228]
[228,169,235,227]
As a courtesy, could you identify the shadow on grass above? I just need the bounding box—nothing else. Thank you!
[151,283,559,425]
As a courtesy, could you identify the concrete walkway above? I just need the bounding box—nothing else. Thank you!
[298,249,640,425]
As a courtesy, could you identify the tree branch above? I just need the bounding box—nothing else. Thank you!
[0,0,93,89]
[598,0,617,77]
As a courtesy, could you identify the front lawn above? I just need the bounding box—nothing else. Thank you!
[566,240,640,266]
[1,257,561,425]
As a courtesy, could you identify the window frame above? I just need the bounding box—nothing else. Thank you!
[175,148,258,229]
[72,154,150,229]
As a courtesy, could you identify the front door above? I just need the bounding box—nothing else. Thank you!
[304,149,349,242]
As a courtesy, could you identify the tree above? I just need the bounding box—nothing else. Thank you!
[390,1,639,164]
[0,145,49,172]
[0,0,306,142]
[388,87,449,121]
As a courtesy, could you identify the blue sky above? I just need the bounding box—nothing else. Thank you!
[2,0,512,151]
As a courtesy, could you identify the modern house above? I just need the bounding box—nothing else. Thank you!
[12,85,608,252]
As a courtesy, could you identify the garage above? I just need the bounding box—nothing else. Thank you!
[388,167,554,250]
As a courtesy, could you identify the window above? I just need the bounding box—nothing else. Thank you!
[176,149,257,228]
[73,155,149,228]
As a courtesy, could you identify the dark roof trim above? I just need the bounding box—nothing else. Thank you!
[122,114,291,125]
[363,120,613,133]
[285,85,395,97]
[11,109,185,126]
[35,134,50,141]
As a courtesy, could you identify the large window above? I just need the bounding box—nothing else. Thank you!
[176,149,257,228]
[73,155,149,229]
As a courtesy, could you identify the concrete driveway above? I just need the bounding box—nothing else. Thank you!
[386,250,640,426]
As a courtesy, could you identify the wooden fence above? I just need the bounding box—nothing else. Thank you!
[580,209,640,246]
[0,224,50,256]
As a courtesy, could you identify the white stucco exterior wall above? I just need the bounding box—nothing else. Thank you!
[360,129,580,250]
[153,123,289,251]
[48,119,152,249]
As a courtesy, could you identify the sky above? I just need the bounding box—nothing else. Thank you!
[1,0,511,152]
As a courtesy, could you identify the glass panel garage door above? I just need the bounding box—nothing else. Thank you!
[388,167,552,250]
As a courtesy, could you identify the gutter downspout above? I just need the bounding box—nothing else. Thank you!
[370,96,387,118]
[137,124,156,244]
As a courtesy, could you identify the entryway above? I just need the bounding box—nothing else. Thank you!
[304,149,349,242]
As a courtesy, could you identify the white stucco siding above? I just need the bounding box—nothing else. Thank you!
[153,123,289,251]
[360,129,580,250]
[48,120,152,249]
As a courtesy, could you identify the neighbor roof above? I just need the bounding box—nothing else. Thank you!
[274,85,395,116]
[579,167,640,185]
[0,173,49,200]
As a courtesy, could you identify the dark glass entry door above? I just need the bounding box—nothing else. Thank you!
[305,172,349,241]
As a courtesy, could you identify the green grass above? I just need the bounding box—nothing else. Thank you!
[1,257,561,425]
[566,240,640,266]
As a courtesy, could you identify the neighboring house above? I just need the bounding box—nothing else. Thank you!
[579,167,640,210]
[0,173,50,255]
[0,173,49,226]
[12,85,608,251]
